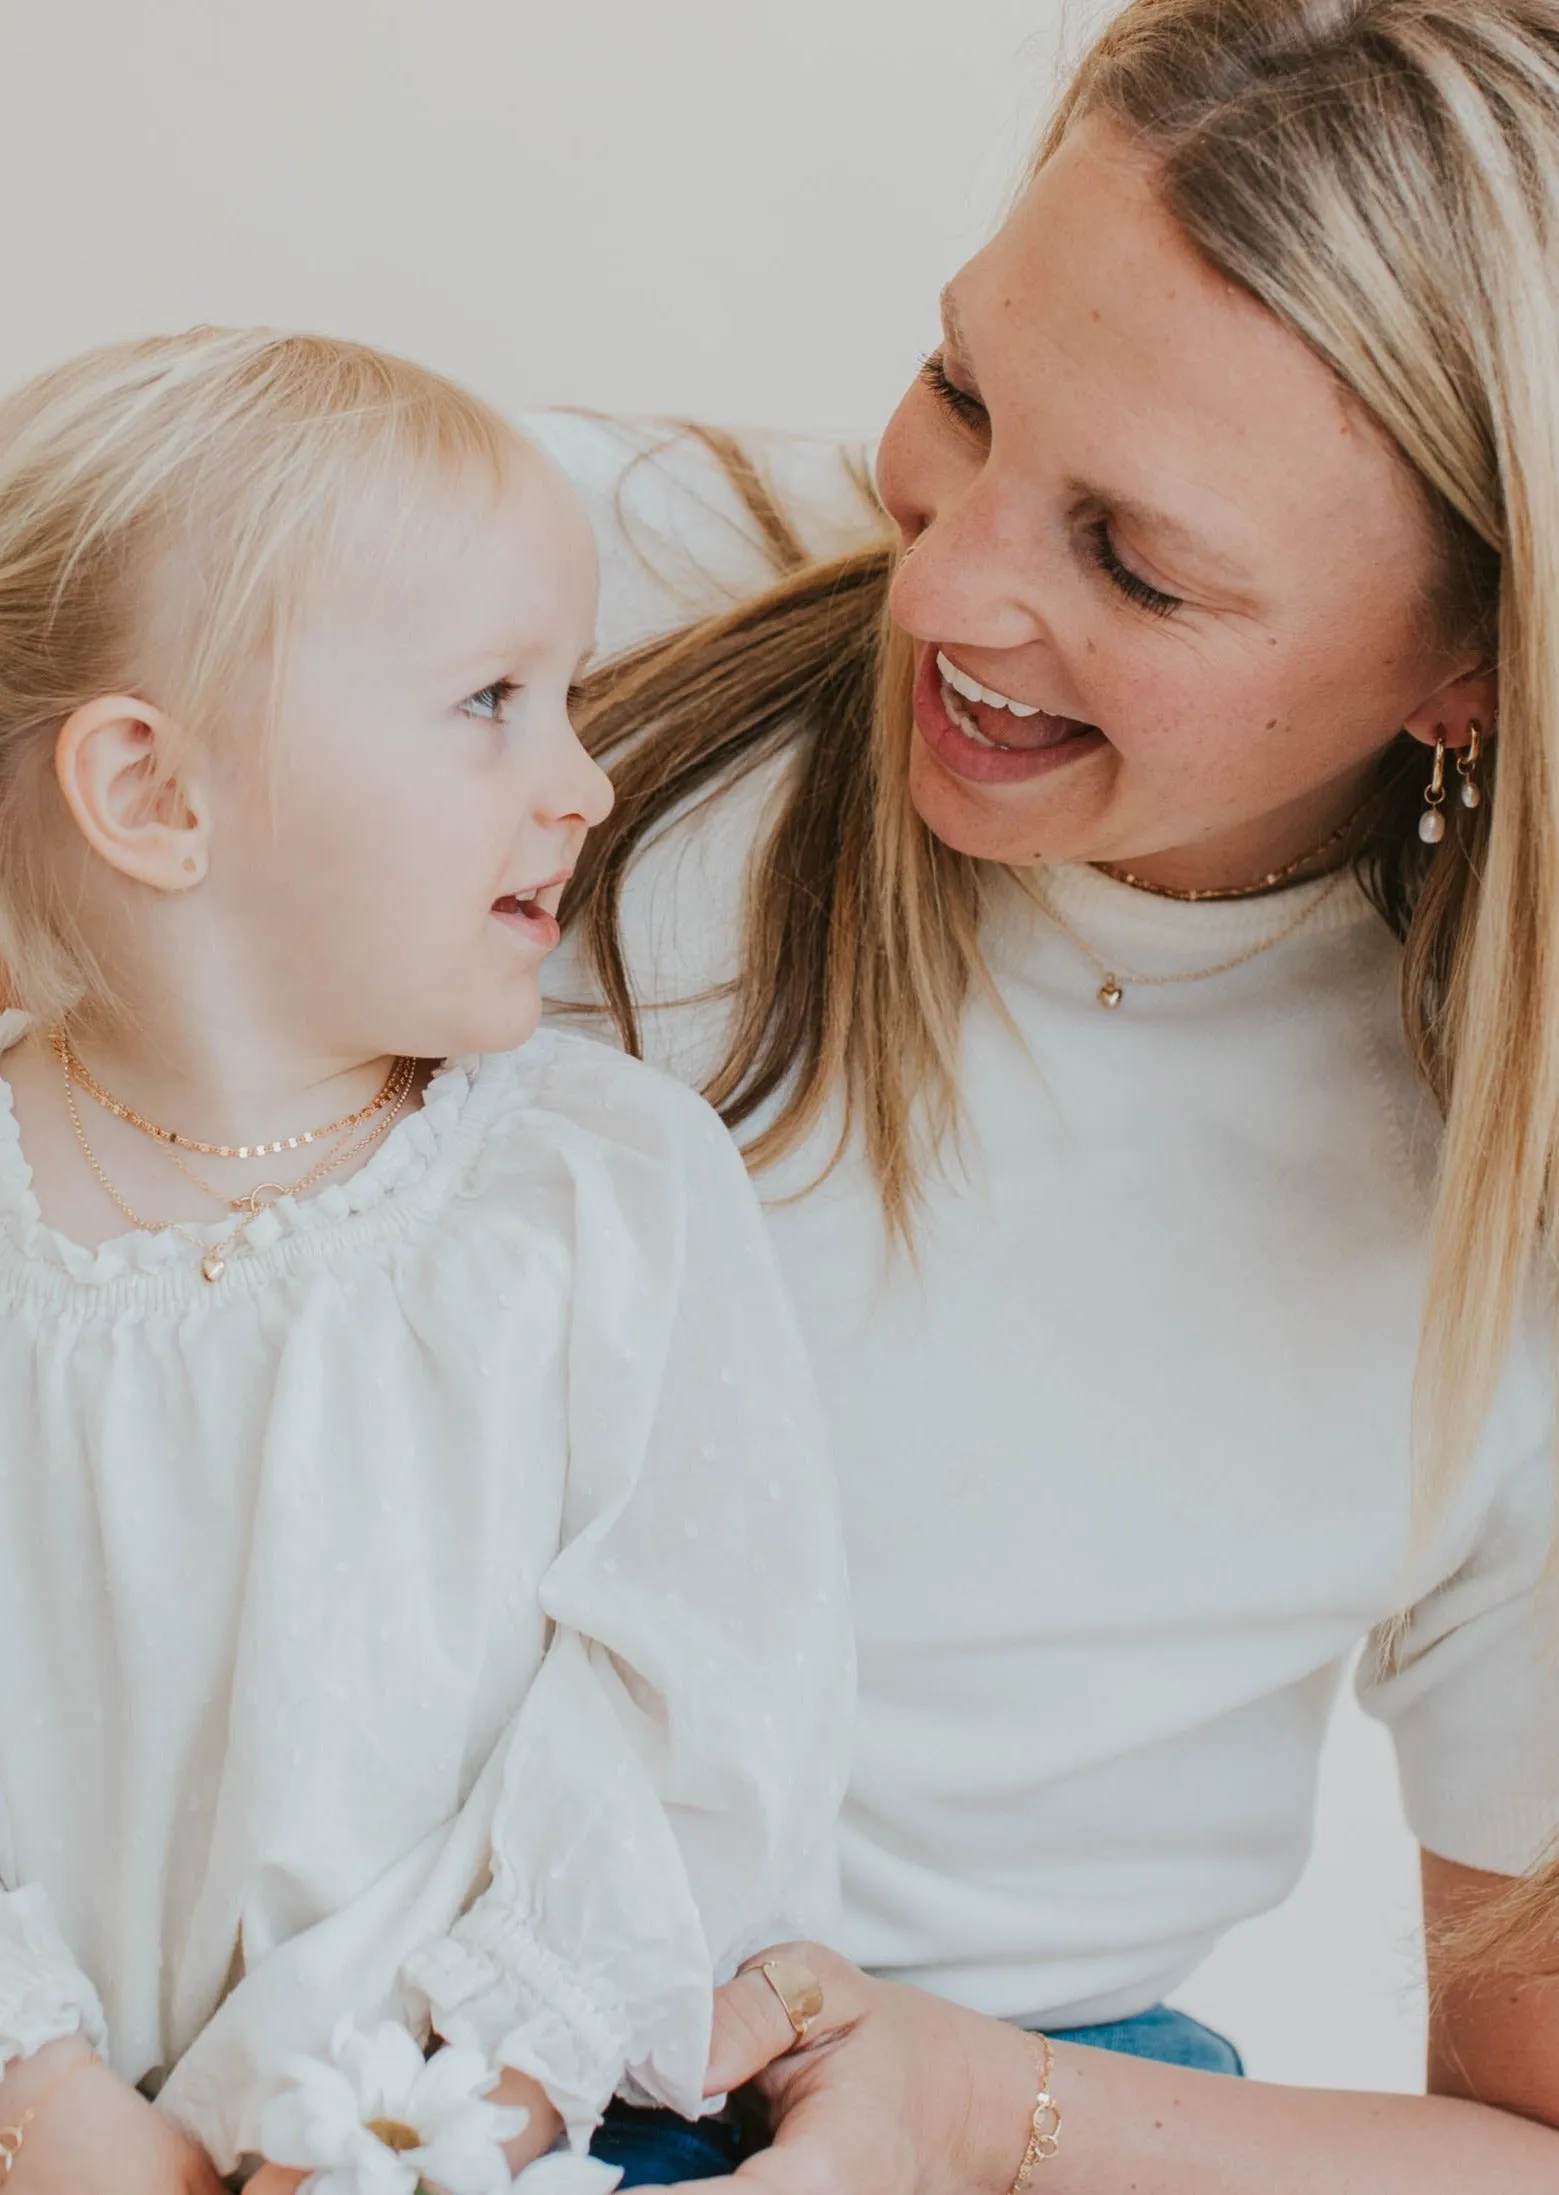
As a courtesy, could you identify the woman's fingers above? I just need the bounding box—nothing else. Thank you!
[705,1968,806,2094]
[704,1943,871,2097]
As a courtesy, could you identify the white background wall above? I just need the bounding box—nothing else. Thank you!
[0,0,1428,2093]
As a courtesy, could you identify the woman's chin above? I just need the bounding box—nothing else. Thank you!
[906,737,1107,868]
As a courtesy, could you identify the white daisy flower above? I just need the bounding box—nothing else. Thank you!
[257,2018,617,2195]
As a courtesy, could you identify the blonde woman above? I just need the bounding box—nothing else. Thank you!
[544,0,1559,2185]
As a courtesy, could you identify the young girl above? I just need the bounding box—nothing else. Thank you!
[0,329,852,2193]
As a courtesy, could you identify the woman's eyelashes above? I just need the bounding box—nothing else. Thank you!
[919,350,988,431]
[1082,518,1183,618]
[459,676,518,722]
[919,349,1183,619]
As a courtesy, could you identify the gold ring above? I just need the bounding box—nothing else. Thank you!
[741,1955,825,2049]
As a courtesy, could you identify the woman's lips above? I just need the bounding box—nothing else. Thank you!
[912,644,1106,786]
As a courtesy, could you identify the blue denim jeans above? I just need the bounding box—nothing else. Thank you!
[589,2003,1243,2185]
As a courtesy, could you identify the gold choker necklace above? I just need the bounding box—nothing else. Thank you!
[57,1036,409,1156]
[51,1035,419,1282]
[1092,803,1364,903]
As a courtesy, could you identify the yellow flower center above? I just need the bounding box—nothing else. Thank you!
[367,2117,424,2153]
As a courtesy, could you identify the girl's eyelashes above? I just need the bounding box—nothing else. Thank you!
[919,350,988,431]
[459,676,518,722]
[1083,518,1183,618]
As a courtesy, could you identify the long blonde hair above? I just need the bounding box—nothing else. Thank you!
[569,0,1559,1965]
[0,326,515,1026]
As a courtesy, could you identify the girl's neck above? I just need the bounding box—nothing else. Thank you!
[58,1011,399,1152]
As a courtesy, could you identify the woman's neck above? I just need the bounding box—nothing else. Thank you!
[1096,774,1372,901]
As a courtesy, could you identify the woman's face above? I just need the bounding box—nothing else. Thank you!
[875,116,1491,881]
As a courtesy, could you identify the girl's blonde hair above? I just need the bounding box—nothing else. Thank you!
[568,0,1559,1968]
[0,326,516,1025]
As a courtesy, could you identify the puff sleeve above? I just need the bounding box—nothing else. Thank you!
[403,1064,853,2145]
[0,1884,108,2073]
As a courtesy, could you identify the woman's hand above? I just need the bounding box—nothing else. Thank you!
[688,1929,1559,2195]
[696,1941,1037,2195]
[1,2037,225,2195]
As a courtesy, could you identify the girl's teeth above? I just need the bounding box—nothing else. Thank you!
[935,650,1042,718]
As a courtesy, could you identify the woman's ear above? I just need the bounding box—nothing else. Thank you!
[1403,664,1499,751]
[53,695,210,891]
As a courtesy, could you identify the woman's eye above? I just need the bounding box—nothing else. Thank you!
[919,350,989,431]
[1084,519,1183,618]
[459,677,518,722]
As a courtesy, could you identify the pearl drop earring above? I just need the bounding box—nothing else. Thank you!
[1457,719,1484,809]
[1419,731,1448,844]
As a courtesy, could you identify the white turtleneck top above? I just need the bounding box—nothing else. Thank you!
[531,410,1559,2030]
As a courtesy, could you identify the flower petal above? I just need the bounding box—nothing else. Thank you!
[340,2021,430,2120]
[514,2155,625,2194]
[258,2060,370,2166]
[406,2042,502,2122]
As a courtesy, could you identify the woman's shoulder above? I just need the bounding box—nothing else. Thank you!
[521,408,884,655]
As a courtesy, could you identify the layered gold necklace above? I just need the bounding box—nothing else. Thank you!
[1092,801,1365,904]
[51,1032,419,1282]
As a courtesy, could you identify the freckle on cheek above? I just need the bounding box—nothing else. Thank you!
[1265,718,1278,730]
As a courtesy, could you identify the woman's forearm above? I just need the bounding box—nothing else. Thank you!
[1031,2041,1559,2195]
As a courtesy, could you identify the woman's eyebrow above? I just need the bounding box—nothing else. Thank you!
[1071,479,1259,594]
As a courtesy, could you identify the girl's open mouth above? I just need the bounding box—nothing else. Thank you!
[491,886,564,951]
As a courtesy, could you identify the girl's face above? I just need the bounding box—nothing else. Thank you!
[201,447,611,1063]
[875,117,1488,880]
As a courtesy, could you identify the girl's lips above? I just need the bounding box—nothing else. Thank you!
[491,897,562,952]
[912,643,1106,786]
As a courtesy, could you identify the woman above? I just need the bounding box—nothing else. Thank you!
[543,1,1559,2185]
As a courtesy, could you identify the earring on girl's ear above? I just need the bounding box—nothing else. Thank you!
[1457,719,1485,810]
[1419,730,1449,844]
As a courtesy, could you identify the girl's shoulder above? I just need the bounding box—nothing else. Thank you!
[472,1024,755,1206]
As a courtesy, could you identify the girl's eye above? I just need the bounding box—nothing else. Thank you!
[1084,519,1183,618]
[459,677,518,722]
[919,350,989,432]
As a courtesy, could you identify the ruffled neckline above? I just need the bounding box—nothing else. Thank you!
[0,1012,552,1297]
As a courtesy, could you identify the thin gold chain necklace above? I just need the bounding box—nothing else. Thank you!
[1092,804,1365,903]
[57,1036,410,1157]
[1030,868,1348,1010]
[55,1042,417,1282]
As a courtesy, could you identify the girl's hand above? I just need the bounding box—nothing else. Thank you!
[697,1941,1035,2195]
[1,2038,225,2195]
[245,2171,306,2194]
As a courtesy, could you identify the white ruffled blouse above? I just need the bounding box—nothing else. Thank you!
[0,1014,852,2172]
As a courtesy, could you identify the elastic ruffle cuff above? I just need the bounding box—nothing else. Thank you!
[0,1885,108,2072]
[406,1911,633,2150]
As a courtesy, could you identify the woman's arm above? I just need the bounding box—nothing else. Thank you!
[691,1877,1559,2195]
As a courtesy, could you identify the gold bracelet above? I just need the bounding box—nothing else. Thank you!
[0,2050,98,2180]
[1006,2032,1061,2192]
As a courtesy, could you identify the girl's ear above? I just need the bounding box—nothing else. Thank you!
[53,695,210,891]
[1403,663,1499,751]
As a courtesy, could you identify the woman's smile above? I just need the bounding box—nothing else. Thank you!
[912,640,1106,786]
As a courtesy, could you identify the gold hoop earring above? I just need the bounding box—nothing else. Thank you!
[1457,719,1484,810]
[1419,730,1448,844]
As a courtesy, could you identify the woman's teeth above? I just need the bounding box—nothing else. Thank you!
[935,650,1042,718]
